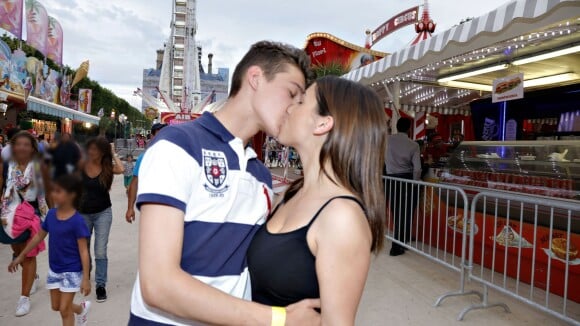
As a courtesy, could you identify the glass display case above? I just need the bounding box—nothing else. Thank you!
[425,141,580,304]
[440,141,580,200]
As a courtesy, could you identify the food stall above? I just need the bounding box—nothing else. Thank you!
[432,141,580,302]
[31,119,57,141]
[344,0,580,304]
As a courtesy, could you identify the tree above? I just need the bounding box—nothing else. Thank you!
[312,61,349,78]
[98,116,112,136]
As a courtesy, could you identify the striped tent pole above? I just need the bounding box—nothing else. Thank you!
[414,111,426,140]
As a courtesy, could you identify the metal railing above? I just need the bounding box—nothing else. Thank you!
[383,176,482,307]
[461,191,580,325]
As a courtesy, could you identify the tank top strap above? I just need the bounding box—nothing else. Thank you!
[306,196,365,228]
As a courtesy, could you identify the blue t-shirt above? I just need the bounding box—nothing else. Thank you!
[41,209,90,273]
[133,154,143,177]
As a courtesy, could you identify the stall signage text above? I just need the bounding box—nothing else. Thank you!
[371,6,419,46]
[492,73,524,103]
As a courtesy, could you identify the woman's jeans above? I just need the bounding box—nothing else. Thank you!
[82,207,113,288]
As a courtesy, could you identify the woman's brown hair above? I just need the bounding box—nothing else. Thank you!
[85,137,114,190]
[283,75,388,252]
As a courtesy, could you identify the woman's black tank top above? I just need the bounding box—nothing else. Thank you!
[79,171,111,214]
[246,196,364,306]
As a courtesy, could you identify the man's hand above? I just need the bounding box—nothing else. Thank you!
[286,299,321,326]
[81,278,91,296]
[126,207,136,224]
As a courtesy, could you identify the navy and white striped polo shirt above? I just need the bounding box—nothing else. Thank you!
[130,112,273,325]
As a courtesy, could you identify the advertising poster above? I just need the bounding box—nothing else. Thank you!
[371,6,419,47]
[492,73,524,103]
[47,16,63,65]
[304,33,386,72]
[25,0,49,56]
[0,0,24,38]
[0,39,27,97]
[78,88,92,113]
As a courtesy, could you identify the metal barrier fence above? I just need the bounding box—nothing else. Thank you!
[461,191,580,325]
[384,177,580,324]
[383,176,482,306]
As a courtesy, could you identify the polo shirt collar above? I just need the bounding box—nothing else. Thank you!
[197,112,235,143]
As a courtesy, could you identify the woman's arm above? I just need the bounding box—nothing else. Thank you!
[125,176,138,224]
[311,199,372,326]
[139,204,320,326]
[78,237,91,296]
[110,143,124,175]
[112,154,125,175]
[8,230,48,272]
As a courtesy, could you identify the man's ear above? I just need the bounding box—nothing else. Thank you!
[313,116,334,136]
[246,66,262,91]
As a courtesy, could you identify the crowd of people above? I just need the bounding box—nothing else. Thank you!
[0,40,440,326]
[0,128,126,325]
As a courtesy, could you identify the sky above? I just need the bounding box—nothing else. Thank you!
[34,0,509,109]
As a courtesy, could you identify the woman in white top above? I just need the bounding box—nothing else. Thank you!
[0,131,51,317]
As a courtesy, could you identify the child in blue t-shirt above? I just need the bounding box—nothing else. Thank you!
[8,174,92,326]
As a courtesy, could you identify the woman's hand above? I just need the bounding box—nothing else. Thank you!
[81,277,91,296]
[8,256,23,273]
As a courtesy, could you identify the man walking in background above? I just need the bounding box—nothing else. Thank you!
[50,133,82,179]
[125,123,166,224]
[385,117,422,256]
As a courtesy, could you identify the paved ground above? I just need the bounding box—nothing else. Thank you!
[0,176,571,325]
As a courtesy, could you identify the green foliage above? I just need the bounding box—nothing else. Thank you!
[1,34,147,126]
[312,61,350,78]
[98,116,112,136]
[72,77,146,127]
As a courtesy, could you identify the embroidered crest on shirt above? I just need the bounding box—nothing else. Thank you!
[202,149,229,195]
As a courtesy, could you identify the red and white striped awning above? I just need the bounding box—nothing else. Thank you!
[345,0,579,85]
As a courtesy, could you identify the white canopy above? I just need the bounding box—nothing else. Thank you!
[346,0,579,86]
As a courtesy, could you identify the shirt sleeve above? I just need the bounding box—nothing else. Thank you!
[41,211,51,232]
[75,214,90,239]
[136,129,198,213]
[133,155,143,177]
[412,144,422,180]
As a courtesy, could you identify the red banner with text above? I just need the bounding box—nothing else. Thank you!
[371,6,419,46]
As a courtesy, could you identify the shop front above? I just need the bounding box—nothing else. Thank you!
[0,36,100,140]
[345,0,579,306]
[26,96,99,140]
